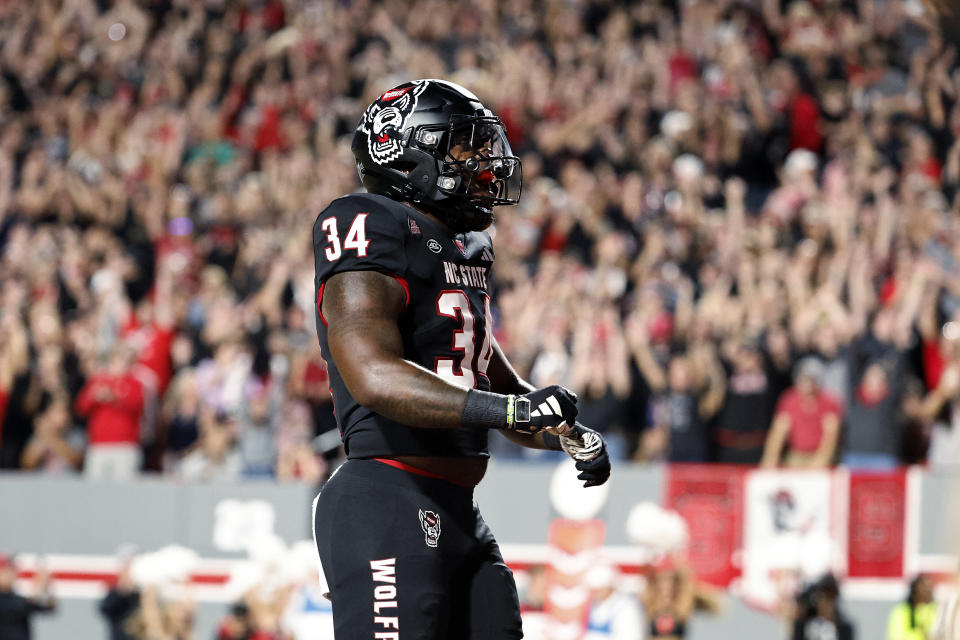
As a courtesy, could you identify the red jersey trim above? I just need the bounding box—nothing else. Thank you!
[392,275,411,309]
[316,274,410,329]
[316,282,328,327]
[373,457,448,479]
[373,457,478,488]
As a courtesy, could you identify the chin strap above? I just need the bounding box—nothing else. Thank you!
[414,198,493,233]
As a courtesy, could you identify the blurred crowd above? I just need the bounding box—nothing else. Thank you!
[2,0,960,477]
[97,560,329,640]
[0,547,331,640]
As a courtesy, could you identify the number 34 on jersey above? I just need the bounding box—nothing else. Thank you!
[320,214,370,261]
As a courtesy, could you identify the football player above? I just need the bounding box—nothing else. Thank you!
[312,79,611,639]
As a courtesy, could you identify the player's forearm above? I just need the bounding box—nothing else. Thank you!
[324,271,472,429]
[353,358,470,429]
[344,354,578,439]
[354,360,562,440]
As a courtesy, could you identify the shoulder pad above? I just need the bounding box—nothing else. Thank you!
[313,194,407,285]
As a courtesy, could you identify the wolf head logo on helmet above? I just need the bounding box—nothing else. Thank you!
[419,509,441,548]
[360,82,428,165]
[351,79,522,233]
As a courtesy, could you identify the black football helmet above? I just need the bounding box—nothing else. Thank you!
[351,79,522,232]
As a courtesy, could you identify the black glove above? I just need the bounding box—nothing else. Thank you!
[560,423,610,488]
[461,386,578,434]
[507,385,579,434]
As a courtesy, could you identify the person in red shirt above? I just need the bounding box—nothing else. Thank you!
[123,253,177,394]
[121,257,177,471]
[762,358,843,469]
[123,302,175,397]
[75,343,145,481]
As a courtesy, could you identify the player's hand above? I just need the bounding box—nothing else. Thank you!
[507,385,578,435]
[560,423,611,488]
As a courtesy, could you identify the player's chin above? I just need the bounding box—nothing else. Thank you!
[470,207,495,231]
[445,202,494,232]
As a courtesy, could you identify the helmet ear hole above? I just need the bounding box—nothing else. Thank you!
[464,157,479,172]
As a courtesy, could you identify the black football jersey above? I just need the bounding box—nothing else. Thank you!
[313,193,496,459]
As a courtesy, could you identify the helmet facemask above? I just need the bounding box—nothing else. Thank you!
[412,116,522,232]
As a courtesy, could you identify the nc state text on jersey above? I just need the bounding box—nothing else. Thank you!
[442,261,489,289]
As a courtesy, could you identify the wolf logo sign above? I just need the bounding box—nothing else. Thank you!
[419,509,441,548]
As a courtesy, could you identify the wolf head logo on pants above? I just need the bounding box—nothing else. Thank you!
[419,509,441,548]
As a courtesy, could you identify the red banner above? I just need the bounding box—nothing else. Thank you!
[847,471,907,578]
[665,464,747,587]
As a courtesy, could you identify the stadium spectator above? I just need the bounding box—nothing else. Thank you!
[0,315,31,469]
[279,569,333,640]
[0,316,33,469]
[98,560,140,640]
[19,395,83,473]
[633,340,725,463]
[120,586,195,640]
[286,346,339,465]
[158,370,201,468]
[518,565,547,615]
[584,562,645,640]
[274,400,324,484]
[0,554,55,640]
[235,374,281,478]
[791,574,855,640]
[214,585,294,640]
[641,558,695,640]
[215,602,253,640]
[121,255,178,461]
[74,343,145,481]
[918,323,960,468]
[176,407,242,482]
[802,323,854,410]
[762,358,843,468]
[571,306,632,459]
[714,340,789,465]
[932,568,960,640]
[843,359,906,470]
[886,574,937,640]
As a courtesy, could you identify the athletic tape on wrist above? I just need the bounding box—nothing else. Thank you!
[462,389,510,430]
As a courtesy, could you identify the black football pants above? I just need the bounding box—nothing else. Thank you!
[313,458,524,639]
